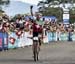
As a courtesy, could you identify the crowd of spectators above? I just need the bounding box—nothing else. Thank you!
[0,14,75,37]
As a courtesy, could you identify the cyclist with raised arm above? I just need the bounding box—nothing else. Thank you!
[31,13,44,49]
[28,14,43,61]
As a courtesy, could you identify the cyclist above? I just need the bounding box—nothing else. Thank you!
[30,18,43,53]
[35,13,44,47]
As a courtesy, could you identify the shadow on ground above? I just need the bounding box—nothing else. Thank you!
[0,58,43,63]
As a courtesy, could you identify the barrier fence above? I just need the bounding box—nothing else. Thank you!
[0,31,75,50]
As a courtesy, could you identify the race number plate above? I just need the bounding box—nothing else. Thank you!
[33,37,38,40]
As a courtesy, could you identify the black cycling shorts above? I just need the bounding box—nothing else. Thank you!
[33,32,38,37]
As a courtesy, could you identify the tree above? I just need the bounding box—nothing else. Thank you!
[38,0,60,13]
[0,0,10,13]
[38,0,75,23]
[69,7,75,23]
[37,1,47,13]
[37,0,63,15]
[38,0,75,12]
[0,0,10,5]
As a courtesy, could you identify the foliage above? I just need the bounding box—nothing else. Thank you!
[70,8,75,24]
[70,15,75,24]
[0,0,10,15]
[0,0,10,5]
[38,0,75,23]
